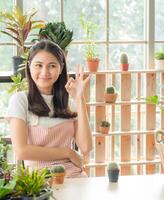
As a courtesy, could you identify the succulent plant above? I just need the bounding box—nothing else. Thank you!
[120,53,128,64]
[155,50,164,60]
[106,86,115,94]
[39,22,73,51]
[51,165,65,174]
[100,120,110,127]
[107,162,119,171]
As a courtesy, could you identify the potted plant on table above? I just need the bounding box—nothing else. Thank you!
[107,162,120,183]
[99,120,110,134]
[38,21,73,57]
[0,5,45,75]
[155,50,164,70]
[120,53,129,71]
[104,86,117,103]
[51,165,65,185]
[80,14,100,72]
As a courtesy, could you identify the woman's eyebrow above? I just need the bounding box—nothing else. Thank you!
[32,61,58,64]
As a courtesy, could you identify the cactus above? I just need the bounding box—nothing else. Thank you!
[120,53,128,64]
[107,162,119,171]
[155,50,164,60]
[106,86,115,94]
[100,120,110,127]
[51,165,65,174]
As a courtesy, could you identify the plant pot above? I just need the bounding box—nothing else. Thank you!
[108,169,119,182]
[52,173,65,184]
[5,189,53,200]
[87,58,99,72]
[99,126,109,134]
[155,60,164,70]
[120,63,129,71]
[104,93,117,103]
[12,56,26,77]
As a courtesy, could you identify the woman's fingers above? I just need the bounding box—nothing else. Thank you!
[65,77,75,91]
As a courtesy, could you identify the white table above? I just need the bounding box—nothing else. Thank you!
[52,174,164,200]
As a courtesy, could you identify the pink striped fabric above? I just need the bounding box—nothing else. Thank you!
[24,119,87,178]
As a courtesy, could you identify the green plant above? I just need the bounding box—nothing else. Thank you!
[0,5,45,55]
[100,120,110,127]
[0,179,16,199]
[120,53,128,64]
[107,162,119,171]
[51,165,65,174]
[7,73,28,94]
[15,166,49,197]
[80,14,98,60]
[155,50,164,60]
[38,22,73,51]
[106,86,115,94]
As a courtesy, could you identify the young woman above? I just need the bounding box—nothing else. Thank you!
[6,40,92,178]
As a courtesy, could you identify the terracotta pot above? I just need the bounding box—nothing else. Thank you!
[99,126,109,134]
[87,58,99,72]
[52,173,65,184]
[120,63,129,71]
[104,93,117,103]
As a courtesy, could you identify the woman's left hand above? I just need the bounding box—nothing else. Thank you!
[65,65,91,102]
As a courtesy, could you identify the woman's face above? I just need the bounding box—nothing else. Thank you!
[29,50,62,95]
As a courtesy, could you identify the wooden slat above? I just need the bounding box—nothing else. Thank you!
[146,73,156,174]
[83,74,91,176]
[121,73,131,175]
[160,72,164,174]
[95,74,106,176]
[137,73,143,174]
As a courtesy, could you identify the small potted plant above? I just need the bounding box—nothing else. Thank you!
[80,14,100,72]
[104,86,117,103]
[120,53,129,71]
[0,6,45,75]
[51,165,65,184]
[99,120,110,134]
[38,21,73,56]
[155,50,164,70]
[107,162,120,183]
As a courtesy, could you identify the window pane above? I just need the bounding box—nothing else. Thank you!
[0,0,13,42]
[155,1,164,40]
[109,0,145,40]
[64,0,105,40]
[24,0,60,22]
[109,44,145,70]
[0,45,15,72]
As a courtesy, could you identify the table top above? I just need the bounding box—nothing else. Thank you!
[52,174,164,200]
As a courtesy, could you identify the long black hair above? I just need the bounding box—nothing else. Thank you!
[26,40,77,118]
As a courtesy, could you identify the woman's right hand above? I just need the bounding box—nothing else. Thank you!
[69,149,84,170]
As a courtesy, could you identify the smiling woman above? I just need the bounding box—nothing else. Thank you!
[5,40,92,178]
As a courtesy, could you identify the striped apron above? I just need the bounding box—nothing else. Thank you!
[24,119,87,178]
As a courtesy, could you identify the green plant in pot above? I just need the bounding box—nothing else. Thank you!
[14,165,55,200]
[51,165,65,185]
[107,162,120,183]
[104,86,117,103]
[0,5,45,75]
[120,53,129,71]
[38,21,73,57]
[155,50,164,70]
[99,120,110,134]
[80,14,99,72]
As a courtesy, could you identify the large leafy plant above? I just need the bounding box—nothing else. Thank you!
[38,21,73,51]
[0,6,45,55]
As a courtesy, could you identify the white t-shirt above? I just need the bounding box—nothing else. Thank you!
[6,91,77,128]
